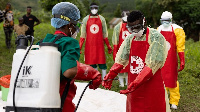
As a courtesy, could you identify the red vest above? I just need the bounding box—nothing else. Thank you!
[85,15,106,65]
[127,28,166,112]
[160,26,178,88]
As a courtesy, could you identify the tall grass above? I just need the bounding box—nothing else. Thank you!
[0,22,199,111]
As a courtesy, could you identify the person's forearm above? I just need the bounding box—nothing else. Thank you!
[34,22,40,26]
[63,67,77,79]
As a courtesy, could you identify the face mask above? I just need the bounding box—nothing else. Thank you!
[132,28,144,37]
[71,31,77,39]
[91,9,98,15]
[162,21,171,28]
[122,16,127,22]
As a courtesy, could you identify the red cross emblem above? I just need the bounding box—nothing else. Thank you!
[131,61,139,69]
[122,31,130,40]
[124,33,127,38]
[93,26,96,31]
[130,56,144,74]
[90,24,99,34]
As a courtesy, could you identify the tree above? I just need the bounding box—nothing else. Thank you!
[0,0,11,10]
[114,4,121,18]
[172,0,200,41]
[135,0,200,40]
[135,0,164,28]
[39,0,86,19]
[82,0,107,14]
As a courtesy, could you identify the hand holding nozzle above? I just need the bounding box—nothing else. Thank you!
[102,63,124,90]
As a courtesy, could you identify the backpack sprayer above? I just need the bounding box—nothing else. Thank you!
[4,35,97,112]
[5,35,61,112]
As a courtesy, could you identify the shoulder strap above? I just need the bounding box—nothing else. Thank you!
[39,35,64,45]
[39,39,44,44]
[52,35,64,43]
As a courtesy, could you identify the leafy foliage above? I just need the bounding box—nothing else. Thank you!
[11,0,41,12]
[82,0,107,15]
[114,4,121,18]
[99,0,135,12]
[135,0,163,28]
[39,0,87,19]
[0,0,11,10]
[134,0,200,41]
[173,0,200,41]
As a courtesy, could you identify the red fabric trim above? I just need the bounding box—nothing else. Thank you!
[54,30,68,36]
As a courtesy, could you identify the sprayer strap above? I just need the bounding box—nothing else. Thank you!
[39,39,44,44]
[61,78,71,111]
[39,35,64,45]
[53,35,64,43]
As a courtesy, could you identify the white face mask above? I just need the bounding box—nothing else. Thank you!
[132,28,144,37]
[122,16,127,22]
[71,31,77,39]
[91,9,98,15]
[162,21,171,28]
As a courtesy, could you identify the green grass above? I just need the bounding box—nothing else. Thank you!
[0,22,199,111]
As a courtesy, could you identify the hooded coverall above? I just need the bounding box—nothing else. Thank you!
[158,24,185,106]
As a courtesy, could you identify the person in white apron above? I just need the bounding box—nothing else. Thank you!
[79,2,112,79]
[112,11,130,87]
[103,10,171,112]
[158,11,186,110]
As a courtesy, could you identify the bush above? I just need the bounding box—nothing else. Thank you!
[13,10,52,24]
[181,39,200,78]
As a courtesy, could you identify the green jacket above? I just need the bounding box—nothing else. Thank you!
[39,34,80,80]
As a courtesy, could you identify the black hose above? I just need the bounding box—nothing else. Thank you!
[74,81,92,112]
[13,36,34,112]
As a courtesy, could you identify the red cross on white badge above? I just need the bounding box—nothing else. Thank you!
[130,56,144,74]
[122,31,130,40]
[90,24,99,34]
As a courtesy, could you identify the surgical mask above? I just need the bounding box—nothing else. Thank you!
[122,16,127,22]
[132,28,145,37]
[71,31,77,39]
[91,9,98,15]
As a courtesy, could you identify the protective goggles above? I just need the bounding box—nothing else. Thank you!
[160,18,172,24]
[126,24,144,33]
[54,14,82,32]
